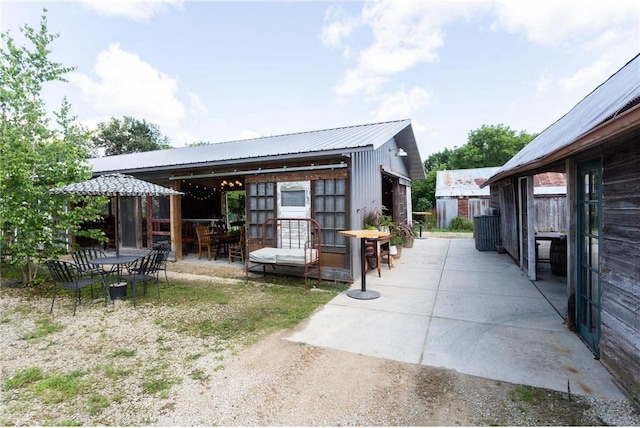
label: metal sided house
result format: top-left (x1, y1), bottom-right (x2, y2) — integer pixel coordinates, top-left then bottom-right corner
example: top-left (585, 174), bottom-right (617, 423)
top-left (88, 119), bottom-right (425, 283)
top-left (482, 54), bottom-right (640, 400)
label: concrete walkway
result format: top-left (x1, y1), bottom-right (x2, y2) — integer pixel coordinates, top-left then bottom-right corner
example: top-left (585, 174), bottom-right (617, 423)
top-left (287, 236), bottom-right (625, 400)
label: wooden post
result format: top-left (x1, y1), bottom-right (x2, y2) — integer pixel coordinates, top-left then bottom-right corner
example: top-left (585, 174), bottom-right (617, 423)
top-left (171, 180), bottom-right (183, 261)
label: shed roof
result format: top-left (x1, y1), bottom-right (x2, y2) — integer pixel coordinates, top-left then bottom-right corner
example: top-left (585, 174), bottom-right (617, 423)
top-left (437, 169), bottom-right (567, 198)
top-left (484, 54), bottom-right (640, 186)
top-left (90, 119), bottom-right (425, 180)
top-left (435, 167), bottom-right (498, 197)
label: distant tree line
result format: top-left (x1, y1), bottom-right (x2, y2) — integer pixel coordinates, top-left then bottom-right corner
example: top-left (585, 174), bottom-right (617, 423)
top-left (412, 124), bottom-right (537, 215)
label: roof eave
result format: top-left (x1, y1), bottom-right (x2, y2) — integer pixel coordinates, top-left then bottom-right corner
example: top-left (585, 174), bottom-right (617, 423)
top-left (91, 146), bottom-right (372, 176)
top-left (482, 104), bottom-right (640, 187)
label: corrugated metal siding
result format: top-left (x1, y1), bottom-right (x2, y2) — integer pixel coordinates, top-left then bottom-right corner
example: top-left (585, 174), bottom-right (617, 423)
top-left (349, 149), bottom-right (384, 280)
top-left (437, 198), bottom-right (458, 229)
top-left (468, 198), bottom-right (490, 218)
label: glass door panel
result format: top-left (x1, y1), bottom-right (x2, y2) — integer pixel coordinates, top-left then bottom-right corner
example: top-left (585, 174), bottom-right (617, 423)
top-left (577, 160), bottom-right (602, 354)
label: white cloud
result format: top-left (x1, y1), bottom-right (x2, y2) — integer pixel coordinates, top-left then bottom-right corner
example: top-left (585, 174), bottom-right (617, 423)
top-left (373, 87), bottom-right (434, 121)
top-left (70, 43), bottom-right (185, 129)
top-left (320, 5), bottom-right (360, 59)
top-left (323, 1), bottom-right (478, 98)
top-left (558, 59), bottom-right (611, 92)
top-left (490, 0), bottom-right (640, 46)
top-left (237, 129), bottom-right (261, 140)
top-left (535, 69), bottom-right (553, 96)
top-left (188, 92), bottom-right (207, 116)
top-left (334, 70), bottom-right (389, 98)
top-left (172, 130), bottom-right (200, 147)
top-left (79, 0), bottom-right (183, 21)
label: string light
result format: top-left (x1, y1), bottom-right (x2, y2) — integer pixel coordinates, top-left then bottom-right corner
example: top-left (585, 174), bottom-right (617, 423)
top-left (180, 179), bottom-right (244, 199)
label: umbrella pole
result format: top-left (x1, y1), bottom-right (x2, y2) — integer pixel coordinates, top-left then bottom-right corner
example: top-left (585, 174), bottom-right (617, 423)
top-left (116, 196), bottom-right (120, 257)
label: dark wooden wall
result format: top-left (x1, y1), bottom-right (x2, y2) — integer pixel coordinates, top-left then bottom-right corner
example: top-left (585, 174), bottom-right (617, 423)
top-left (520, 178), bottom-right (530, 277)
top-left (600, 136), bottom-right (640, 400)
top-left (497, 178), bottom-right (519, 261)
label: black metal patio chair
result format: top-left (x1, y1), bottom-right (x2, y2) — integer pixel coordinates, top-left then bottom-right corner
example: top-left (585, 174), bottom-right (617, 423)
top-left (71, 248), bottom-right (110, 279)
top-left (119, 251), bottom-right (163, 307)
top-left (152, 243), bottom-right (171, 286)
top-left (46, 259), bottom-right (109, 316)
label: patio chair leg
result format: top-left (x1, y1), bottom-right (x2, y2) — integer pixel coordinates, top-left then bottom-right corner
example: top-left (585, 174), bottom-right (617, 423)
top-left (50, 290), bottom-right (57, 314)
top-left (73, 289), bottom-right (80, 316)
top-left (130, 283), bottom-right (137, 308)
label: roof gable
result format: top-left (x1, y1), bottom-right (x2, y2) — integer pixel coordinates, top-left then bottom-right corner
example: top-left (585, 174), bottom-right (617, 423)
top-left (91, 119), bottom-right (422, 178)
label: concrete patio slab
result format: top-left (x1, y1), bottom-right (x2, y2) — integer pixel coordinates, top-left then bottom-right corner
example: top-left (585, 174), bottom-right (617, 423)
top-left (286, 236), bottom-right (627, 400)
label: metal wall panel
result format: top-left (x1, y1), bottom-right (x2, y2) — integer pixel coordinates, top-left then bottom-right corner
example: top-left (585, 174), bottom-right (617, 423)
top-left (468, 198), bottom-right (491, 218)
top-left (436, 198), bottom-right (458, 229)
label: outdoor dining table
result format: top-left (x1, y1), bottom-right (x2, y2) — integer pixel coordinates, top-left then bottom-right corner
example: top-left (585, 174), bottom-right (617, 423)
top-left (89, 255), bottom-right (142, 301)
top-left (339, 229), bottom-right (391, 300)
top-left (209, 231), bottom-right (240, 260)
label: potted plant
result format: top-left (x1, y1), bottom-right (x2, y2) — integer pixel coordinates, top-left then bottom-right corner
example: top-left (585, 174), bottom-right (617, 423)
top-left (379, 214), bottom-right (394, 233)
top-left (359, 205), bottom-right (385, 230)
top-left (398, 223), bottom-right (415, 248)
top-left (390, 229), bottom-right (405, 259)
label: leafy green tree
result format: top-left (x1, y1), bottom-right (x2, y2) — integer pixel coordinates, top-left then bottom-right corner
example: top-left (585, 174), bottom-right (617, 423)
top-left (187, 140), bottom-right (210, 147)
top-left (226, 190), bottom-right (245, 222)
top-left (423, 147), bottom-right (454, 172)
top-left (450, 124), bottom-right (535, 169)
top-left (411, 164), bottom-right (446, 215)
top-left (1, 12), bottom-right (106, 285)
top-left (92, 116), bottom-right (171, 156)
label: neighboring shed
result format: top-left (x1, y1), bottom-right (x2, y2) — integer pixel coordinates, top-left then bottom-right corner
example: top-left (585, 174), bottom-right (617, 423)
top-left (86, 119), bottom-right (425, 283)
top-left (483, 54), bottom-right (640, 400)
top-left (436, 168), bottom-right (566, 231)
top-left (435, 167), bottom-right (497, 228)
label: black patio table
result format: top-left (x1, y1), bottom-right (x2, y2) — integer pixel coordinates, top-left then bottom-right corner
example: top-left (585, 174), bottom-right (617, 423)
top-left (89, 255), bottom-right (142, 301)
top-left (209, 231), bottom-right (240, 260)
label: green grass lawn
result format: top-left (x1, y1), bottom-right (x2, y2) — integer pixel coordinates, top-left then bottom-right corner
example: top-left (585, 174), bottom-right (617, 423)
top-left (1, 271), bottom-right (348, 425)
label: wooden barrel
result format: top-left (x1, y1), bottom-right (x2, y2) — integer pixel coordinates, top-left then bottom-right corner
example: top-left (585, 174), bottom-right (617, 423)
top-left (550, 237), bottom-right (567, 277)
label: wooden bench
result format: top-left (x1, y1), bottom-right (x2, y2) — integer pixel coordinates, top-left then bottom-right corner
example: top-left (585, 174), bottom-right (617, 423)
top-left (246, 217), bottom-right (322, 281)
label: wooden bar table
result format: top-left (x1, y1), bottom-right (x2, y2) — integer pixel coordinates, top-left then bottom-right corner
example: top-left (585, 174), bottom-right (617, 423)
top-left (339, 229), bottom-right (390, 300)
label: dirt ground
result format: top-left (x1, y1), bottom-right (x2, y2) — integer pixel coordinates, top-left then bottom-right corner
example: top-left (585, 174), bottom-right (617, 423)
top-left (156, 327), bottom-right (636, 426)
top-left (160, 258), bottom-right (638, 426)
top-left (2, 256), bottom-right (638, 426)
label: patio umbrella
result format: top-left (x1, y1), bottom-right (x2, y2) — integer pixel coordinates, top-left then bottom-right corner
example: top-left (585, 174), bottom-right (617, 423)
top-left (50, 173), bottom-right (183, 257)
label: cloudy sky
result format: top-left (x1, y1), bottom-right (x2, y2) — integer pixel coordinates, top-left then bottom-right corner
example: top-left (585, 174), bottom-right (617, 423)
top-left (2, 0), bottom-right (639, 158)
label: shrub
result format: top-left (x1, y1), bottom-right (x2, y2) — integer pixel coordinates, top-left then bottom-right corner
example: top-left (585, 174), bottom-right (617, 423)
top-left (449, 216), bottom-right (473, 231)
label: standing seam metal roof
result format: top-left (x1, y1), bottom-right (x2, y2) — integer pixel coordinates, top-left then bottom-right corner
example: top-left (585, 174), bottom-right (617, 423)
top-left (90, 119), bottom-right (414, 173)
top-left (490, 54), bottom-right (640, 181)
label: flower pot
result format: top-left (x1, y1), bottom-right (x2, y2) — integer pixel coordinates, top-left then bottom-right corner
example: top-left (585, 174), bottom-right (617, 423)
top-left (109, 282), bottom-right (127, 300)
top-left (392, 245), bottom-right (403, 259)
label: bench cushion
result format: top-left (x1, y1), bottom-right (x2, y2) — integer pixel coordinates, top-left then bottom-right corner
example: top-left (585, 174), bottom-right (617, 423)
top-left (250, 248), bottom-right (318, 266)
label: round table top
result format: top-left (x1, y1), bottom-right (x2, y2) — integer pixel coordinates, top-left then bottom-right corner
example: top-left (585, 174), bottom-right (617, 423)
top-left (89, 255), bottom-right (141, 265)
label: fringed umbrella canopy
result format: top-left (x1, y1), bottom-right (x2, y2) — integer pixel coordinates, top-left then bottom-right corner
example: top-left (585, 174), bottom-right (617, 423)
top-left (50, 173), bottom-right (183, 256)
top-left (49, 173), bottom-right (183, 197)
